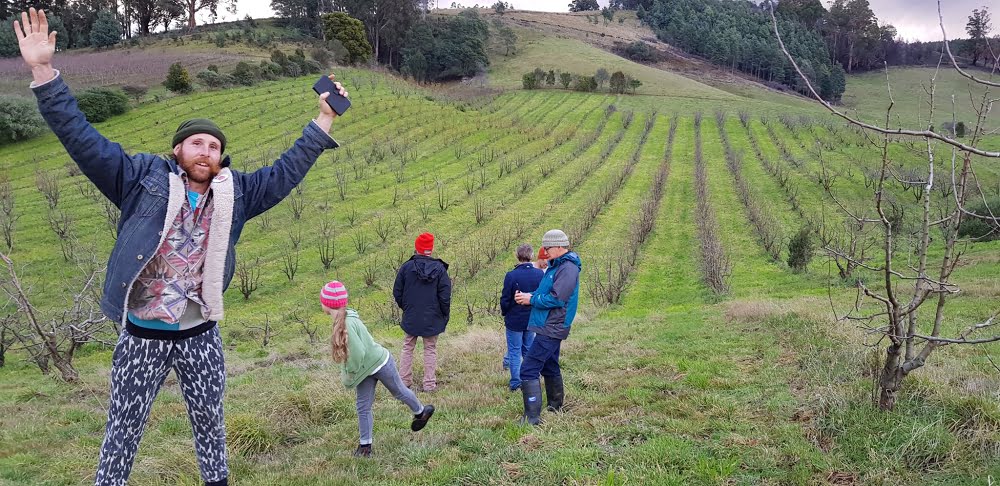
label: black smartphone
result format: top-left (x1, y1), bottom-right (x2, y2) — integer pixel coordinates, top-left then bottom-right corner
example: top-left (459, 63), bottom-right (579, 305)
top-left (312, 76), bottom-right (351, 116)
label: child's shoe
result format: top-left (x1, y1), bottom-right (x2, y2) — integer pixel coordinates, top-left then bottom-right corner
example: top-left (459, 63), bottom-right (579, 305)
top-left (353, 444), bottom-right (372, 458)
top-left (411, 405), bottom-right (435, 431)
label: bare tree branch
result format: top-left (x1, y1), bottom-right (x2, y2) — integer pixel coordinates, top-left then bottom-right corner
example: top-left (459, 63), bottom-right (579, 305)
top-left (938, 0), bottom-right (1000, 88)
top-left (912, 312), bottom-right (999, 345)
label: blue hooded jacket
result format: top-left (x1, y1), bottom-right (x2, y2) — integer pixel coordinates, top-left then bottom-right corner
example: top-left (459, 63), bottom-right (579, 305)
top-left (527, 252), bottom-right (582, 340)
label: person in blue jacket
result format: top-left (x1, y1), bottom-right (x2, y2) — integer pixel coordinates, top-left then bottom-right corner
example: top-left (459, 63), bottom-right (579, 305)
top-left (514, 229), bottom-right (582, 425)
top-left (14, 9), bottom-right (346, 485)
top-left (499, 243), bottom-right (544, 391)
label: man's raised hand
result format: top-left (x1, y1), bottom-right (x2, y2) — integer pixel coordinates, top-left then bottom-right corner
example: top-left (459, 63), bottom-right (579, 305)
top-left (315, 73), bottom-right (348, 134)
top-left (14, 8), bottom-right (57, 83)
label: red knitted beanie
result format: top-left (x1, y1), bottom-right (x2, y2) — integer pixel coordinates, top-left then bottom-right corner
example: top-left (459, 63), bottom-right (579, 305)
top-left (415, 232), bottom-right (434, 256)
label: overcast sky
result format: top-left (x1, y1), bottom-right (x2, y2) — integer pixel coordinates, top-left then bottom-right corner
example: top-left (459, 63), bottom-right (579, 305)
top-left (867, 0), bottom-right (986, 42)
top-left (226, 0), bottom-right (986, 42)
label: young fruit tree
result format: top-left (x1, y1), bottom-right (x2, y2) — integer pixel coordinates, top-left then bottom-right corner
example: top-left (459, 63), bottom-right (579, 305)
top-left (769, 0), bottom-right (1000, 410)
top-left (1, 252), bottom-right (112, 382)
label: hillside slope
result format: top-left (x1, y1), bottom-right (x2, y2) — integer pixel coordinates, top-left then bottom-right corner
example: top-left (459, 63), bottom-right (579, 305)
top-left (1, 73), bottom-right (997, 484)
top-left (0, 12), bottom-right (998, 486)
top-left (457, 8), bottom-right (821, 111)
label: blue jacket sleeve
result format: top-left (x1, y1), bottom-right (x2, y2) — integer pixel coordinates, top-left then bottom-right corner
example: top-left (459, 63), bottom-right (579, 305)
top-left (499, 272), bottom-right (513, 316)
top-left (32, 73), bottom-right (142, 207)
top-left (238, 121), bottom-right (339, 219)
top-left (531, 264), bottom-right (580, 310)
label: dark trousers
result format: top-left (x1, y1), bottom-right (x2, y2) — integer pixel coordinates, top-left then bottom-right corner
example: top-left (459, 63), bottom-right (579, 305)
top-left (519, 333), bottom-right (562, 382)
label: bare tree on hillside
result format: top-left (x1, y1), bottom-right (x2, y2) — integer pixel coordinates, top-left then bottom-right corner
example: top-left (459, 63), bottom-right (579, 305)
top-left (0, 251), bottom-right (111, 382)
top-left (768, 0), bottom-right (1000, 411)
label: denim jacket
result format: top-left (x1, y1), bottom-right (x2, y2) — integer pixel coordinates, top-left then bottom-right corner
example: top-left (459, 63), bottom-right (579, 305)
top-left (32, 73), bottom-right (339, 324)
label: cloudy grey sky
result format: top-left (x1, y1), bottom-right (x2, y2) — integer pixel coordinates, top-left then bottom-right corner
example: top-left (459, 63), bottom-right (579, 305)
top-left (866, 0), bottom-right (986, 42)
top-left (227, 0), bottom-right (985, 42)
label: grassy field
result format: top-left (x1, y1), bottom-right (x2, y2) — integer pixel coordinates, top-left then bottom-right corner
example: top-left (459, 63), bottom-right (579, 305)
top-left (1, 21), bottom-right (1000, 486)
top-left (486, 26), bottom-right (734, 100)
top-left (841, 66), bottom-right (1000, 133)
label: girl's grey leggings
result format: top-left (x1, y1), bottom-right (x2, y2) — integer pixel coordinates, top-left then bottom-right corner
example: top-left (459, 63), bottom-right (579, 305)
top-left (356, 354), bottom-right (424, 445)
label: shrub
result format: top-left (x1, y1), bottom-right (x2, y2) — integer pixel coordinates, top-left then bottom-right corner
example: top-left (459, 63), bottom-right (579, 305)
top-left (255, 32), bottom-right (274, 49)
top-left (559, 72), bottom-right (572, 88)
top-left (610, 70), bottom-right (627, 93)
top-left (120, 85), bottom-right (147, 103)
top-left (310, 47), bottom-right (337, 67)
top-left (624, 40), bottom-right (656, 62)
top-left (957, 198), bottom-right (1000, 241)
top-left (163, 62), bottom-right (193, 93)
top-left (282, 61), bottom-right (302, 78)
top-left (259, 60), bottom-right (283, 80)
top-left (232, 61), bottom-right (261, 86)
top-left (0, 96), bottom-right (45, 144)
top-left (302, 59), bottom-right (322, 75)
top-left (522, 72), bottom-right (538, 90)
top-left (270, 49), bottom-right (288, 67)
top-left (532, 67), bottom-right (546, 83)
top-left (574, 75), bottom-right (597, 92)
top-left (787, 226), bottom-right (815, 272)
top-left (76, 87), bottom-right (130, 123)
top-left (326, 39), bottom-right (351, 65)
top-left (628, 77), bottom-right (643, 94)
top-left (196, 70), bottom-right (233, 88)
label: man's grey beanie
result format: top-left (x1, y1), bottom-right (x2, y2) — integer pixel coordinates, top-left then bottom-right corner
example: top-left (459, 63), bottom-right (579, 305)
top-left (542, 229), bottom-right (570, 247)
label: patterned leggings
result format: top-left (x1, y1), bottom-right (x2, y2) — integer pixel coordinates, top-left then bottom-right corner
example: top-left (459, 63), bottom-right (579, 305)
top-left (95, 326), bottom-right (227, 486)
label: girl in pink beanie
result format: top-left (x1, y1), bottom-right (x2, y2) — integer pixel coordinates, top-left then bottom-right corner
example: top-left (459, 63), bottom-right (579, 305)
top-left (321, 281), bottom-right (435, 457)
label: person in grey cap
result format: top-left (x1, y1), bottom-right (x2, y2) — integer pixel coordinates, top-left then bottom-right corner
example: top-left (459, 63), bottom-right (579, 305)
top-left (13, 8), bottom-right (347, 485)
top-left (514, 229), bottom-right (582, 425)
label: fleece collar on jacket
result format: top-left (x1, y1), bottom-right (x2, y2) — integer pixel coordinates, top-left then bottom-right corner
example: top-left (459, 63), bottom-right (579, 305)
top-left (135, 165), bottom-right (234, 323)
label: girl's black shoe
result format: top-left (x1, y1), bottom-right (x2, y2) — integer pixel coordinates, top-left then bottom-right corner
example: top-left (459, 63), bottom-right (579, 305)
top-left (353, 444), bottom-right (372, 458)
top-left (411, 405), bottom-right (435, 431)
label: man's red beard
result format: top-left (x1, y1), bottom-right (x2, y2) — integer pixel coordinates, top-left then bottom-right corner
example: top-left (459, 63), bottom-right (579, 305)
top-left (178, 154), bottom-right (220, 183)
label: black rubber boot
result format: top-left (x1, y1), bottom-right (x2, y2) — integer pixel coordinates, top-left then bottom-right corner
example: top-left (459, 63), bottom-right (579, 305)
top-left (520, 379), bottom-right (543, 426)
top-left (544, 375), bottom-right (564, 412)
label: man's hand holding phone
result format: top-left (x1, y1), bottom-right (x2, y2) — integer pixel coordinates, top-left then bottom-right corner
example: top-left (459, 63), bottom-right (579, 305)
top-left (313, 74), bottom-right (349, 134)
top-left (514, 291), bottom-right (533, 306)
